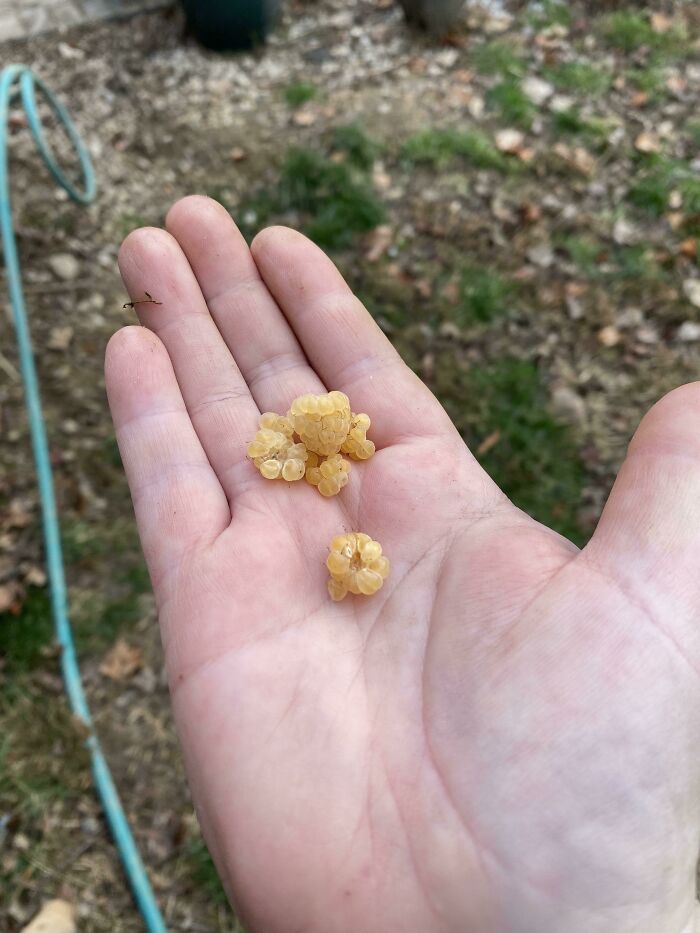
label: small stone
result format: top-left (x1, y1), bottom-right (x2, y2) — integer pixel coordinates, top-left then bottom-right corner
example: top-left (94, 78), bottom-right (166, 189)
top-left (230, 146), bottom-right (247, 161)
top-left (47, 253), bottom-right (80, 281)
top-left (683, 280), bottom-right (700, 309)
top-left (677, 321), bottom-right (700, 342)
top-left (47, 326), bottom-right (74, 351)
top-left (522, 76), bottom-right (554, 106)
top-left (549, 94), bottom-right (574, 113)
top-left (551, 386), bottom-right (586, 425)
top-left (597, 325), bottom-right (621, 347)
top-left (613, 218), bottom-right (639, 246)
top-left (495, 128), bottom-right (524, 154)
top-left (527, 243), bottom-right (554, 268)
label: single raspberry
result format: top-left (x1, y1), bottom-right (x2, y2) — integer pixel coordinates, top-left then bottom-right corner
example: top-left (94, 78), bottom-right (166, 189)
top-left (289, 391), bottom-right (352, 456)
top-left (326, 532), bottom-right (390, 601)
top-left (305, 453), bottom-right (350, 497)
top-left (341, 412), bottom-right (375, 461)
top-left (247, 417), bottom-right (308, 482)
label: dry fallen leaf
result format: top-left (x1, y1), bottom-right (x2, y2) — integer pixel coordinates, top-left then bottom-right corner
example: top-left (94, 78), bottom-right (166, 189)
top-left (650, 12), bottom-right (674, 33)
top-left (477, 431), bottom-right (501, 456)
top-left (634, 130), bottom-right (661, 154)
top-left (21, 899), bottom-right (76, 933)
top-left (679, 238), bottom-right (698, 260)
top-left (630, 90), bottom-right (649, 108)
top-left (0, 583), bottom-right (16, 613)
top-left (292, 109), bottom-right (316, 127)
top-left (99, 639), bottom-right (142, 681)
top-left (553, 142), bottom-right (596, 177)
top-left (230, 146), bottom-right (247, 162)
top-left (365, 226), bottom-right (393, 263)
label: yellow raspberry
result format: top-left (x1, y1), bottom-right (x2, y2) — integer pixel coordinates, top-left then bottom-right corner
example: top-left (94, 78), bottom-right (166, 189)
top-left (311, 454), bottom-right (350, 497)
top-left (326, 532), bottom-right (390, 601)
top-left (247, 415), bottom-right (308, 482)
top-left (289, 391), bottom-right (352, 456)
top-left (341, 412), bottom-right (375, 461)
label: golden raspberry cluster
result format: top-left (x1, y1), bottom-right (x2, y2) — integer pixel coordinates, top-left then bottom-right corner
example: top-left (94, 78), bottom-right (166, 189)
top-left (247, 391), bottom-right (374, 496)
top-left (326, 533), bottom-right (390, 601)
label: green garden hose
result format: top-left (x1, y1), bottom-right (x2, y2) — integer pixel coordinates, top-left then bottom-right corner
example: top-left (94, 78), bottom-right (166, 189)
top-left (0, 64), bottom-right (167, 933)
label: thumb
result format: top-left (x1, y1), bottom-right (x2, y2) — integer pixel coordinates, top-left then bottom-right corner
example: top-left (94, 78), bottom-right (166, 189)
top-left (585, 382), bottom-right (700, 666)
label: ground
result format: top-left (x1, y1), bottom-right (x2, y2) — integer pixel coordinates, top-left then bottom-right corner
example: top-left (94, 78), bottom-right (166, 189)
top-left (1, 0), bottom-right (699, 929)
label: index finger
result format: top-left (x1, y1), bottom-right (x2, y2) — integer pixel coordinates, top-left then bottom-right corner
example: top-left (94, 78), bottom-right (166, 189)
top-left (250, 226), bottom-right (455, 448)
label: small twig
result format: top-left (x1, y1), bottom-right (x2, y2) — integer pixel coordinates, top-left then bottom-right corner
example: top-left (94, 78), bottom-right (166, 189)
top-left (123, 291), bottom-right (163, 310)
top-left (0, 349), bottom-right (19, 382)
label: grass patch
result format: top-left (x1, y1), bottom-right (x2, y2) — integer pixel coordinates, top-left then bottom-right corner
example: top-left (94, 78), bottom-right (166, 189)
top-left (624, 64), bottom-right (667, 101)
top-left (487, 80), bottom-right (535, 129)
top-left (0, 683), bottom-right (89, 822)
top-left (628, 157), bottom-right (700, 216)
top-left (528, 0), bottom-right (571, 29)
top-left (331, 124), bottom-right (380, 170)
top-left (472, 40), bottom-right (525, 77)
top-left (687, 120), bottom-right (700, 147)
top-left (456, 266), bottom-right (515, 325)
top-left (184, 837), bottom-right (229, 907)
top-left (602, 11), bottom-right (688, 55)
top-left (284, 81), bottom-right (317, 107)
top-left (462, 359), bottom-right (585, 543)
top-left (551, 108), bottom-right (608, 144)
top-left (402, 128), bottom-right (508, 171)
top-left (0, 588), bottom-right (54, 675)
top-left (280, 148), bottom-right (383, 248)
top-left (544, 61), bottom-right (611, 97)
top-left (560, 234), bottom-right (603, 276)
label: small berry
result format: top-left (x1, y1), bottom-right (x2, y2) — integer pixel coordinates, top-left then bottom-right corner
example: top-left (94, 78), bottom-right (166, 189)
top-left (247, 416), bottom-right (309, 482)
top-left (326, 532), bottom-right (390, 601)
top-left (341, 412), bottom-right (375, 461)
top-left (289, 391), bottom-right (352, 456)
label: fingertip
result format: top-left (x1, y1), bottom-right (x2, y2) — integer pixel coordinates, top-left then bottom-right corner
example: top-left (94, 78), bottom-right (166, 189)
top-left (118, 225), bottom-right (177, 276)
top-left (166, 194), bottom-right (230, 236)
top-left (105, 326), bottom-right (170, 400)
top-left (629, 381), bottom-right (700, 460)
top-left (250, 225), bottom-right (308, 263)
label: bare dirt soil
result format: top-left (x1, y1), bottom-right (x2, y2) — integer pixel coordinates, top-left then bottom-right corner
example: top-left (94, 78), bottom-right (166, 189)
top-left (1, 0), bottom-right (699, 928)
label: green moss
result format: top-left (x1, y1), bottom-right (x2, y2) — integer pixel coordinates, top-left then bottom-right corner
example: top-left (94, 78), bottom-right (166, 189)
top-left (487, 80), bottom-right (535, 129)
top-left (472, 40), bottom-right (525, 77)
top-left (284, 81), bottom-right (317, 107)
top-left (402, 128), bottom-right (508, 171)
top-left (544, 61), bottom-right (611, 97)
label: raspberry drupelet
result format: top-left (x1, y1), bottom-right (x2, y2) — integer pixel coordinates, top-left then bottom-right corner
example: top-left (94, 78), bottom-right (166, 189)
top-left (326, 533), bottom-right (390, 601)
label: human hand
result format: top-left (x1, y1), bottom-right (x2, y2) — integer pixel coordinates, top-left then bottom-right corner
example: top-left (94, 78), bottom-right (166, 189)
top-left (106, 196), bottom-right (700, 933)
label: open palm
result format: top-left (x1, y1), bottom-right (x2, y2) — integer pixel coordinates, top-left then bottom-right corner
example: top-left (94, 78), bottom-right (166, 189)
top-left (106, 197), bottom-right (700, 933)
